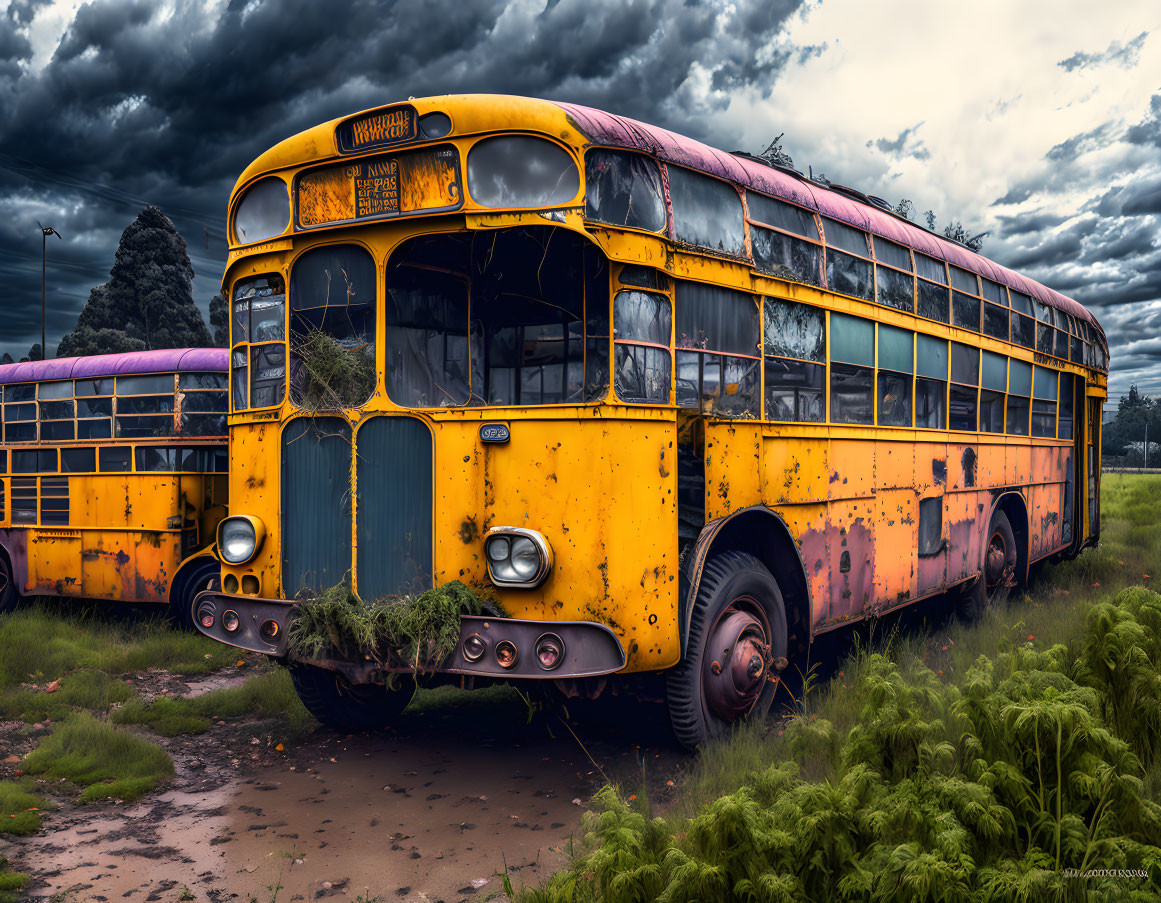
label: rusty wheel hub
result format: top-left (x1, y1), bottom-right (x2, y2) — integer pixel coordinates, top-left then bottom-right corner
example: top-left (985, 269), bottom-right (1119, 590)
top-left (703, 602), bottom-right (771, 722)
top-left (984, 529), bottom-right (1011, 597)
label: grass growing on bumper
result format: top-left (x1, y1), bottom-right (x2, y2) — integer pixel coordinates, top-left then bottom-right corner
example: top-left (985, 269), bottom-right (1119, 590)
top-left (20, 713), bottom-right (174, 803)
top-left (287, 579), bottom-right (502, 672)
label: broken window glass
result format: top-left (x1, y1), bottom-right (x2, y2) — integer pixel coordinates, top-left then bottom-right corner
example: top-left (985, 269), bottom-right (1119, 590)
top-left (830, 363), bottom-right (873, 424)
top-left (1036, 323), bottom-right (1054, 355)
top-left (763, 298), bottom-right (824, 362)
top-left (751, 227), bottom-right (822, 285)
top-left (382, 228), bottom-right (609, 407)
top-left (249, 344), bottom-right (286, 410)
top-left (232, 274), bottom-right (286, 411)
top-left (585, 150), bottom-right (666, 233)
top-left (949, 384), bottom-right (978, 431)
top-left (918, 497), bottom-right (943, 556)
top-left (878, 370), bottom-right (911, 427)
top-left (1059, 373), bottom-right (1074, 439)
top-left (290, 245), bottom-right (377, 409)
top-left (467, 136), bottom-right (580, 209)
top-left (916, 379), bottom-right (946, 429)
top-left (983, 303), bottom-right (1008, 341)
top-left (980, 390), bottom-right (1005, 432)
top-left (1070, 334), bottom-right (1083, 363)
top-left (1012, 314), bottom-right (1035, 348)
top-left (826, 250), bottom-right (873, 301)
top-left (765, 358), bottom-right (824, 422)
top-left (667, 166), bottom-right (745, 256)
top-left (675, 281), bottom-right (758, 416)
top-left (747, 194), bottom-right (818, 238)
top-left (385, 266), bottom-right (471, 407)
top-left (917, 281), bottom-right (949, 322)
top-left (952, 291), bottom-right (980, 331)
top-left (614, 291), bottom-right (671, 404)
top-left (876, 265), bottom-right (914, 312)
top-left (618, 265), bottom-right (669, 290)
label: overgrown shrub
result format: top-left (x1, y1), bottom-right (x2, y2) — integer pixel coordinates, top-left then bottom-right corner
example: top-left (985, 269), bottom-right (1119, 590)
top-left (525, 596), bottom-right (1161, 902)
top-left (287, 579), bottom-right (503, 673)
top-left (290, 329), bottom-right (375, 410)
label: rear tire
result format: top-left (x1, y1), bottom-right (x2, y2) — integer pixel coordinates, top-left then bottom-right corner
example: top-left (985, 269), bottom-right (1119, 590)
top-left (958, 510), bottom-right (1017, 620)
top-left (169, 559), bottom-right (220, 631)
top-left (0, 554), bottom-right (19, 615)
top-left (667, 550), bottom-right (787, 751)
top-left (289, 663), bottom-right (414, 732)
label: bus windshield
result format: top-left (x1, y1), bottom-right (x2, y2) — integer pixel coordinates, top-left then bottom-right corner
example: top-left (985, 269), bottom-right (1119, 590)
top-left (384, 227), bottom-right (609, 408)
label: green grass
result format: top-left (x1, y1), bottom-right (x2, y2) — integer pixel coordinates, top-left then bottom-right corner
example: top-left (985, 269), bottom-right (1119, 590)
top-left (113, 667), bottom-right (315, 739)
top-left (0, 668), bottom-right (134, 723)
top-left (0, 780), bottom-right (51, 836)
top-left (20, 712), bottom-right (174, 803)
top-left (0, 601), bottom-right (238, 692)
top-left (0, 856), bottom-right (28, 903)
top-left (524, 474), bottom-right (1161, 901)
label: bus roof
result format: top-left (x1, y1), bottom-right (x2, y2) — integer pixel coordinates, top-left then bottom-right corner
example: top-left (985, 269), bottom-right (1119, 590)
top-left (0, 348), bottom-right (227, 386)
top-left (234, 93), bottom-right (1105, 345)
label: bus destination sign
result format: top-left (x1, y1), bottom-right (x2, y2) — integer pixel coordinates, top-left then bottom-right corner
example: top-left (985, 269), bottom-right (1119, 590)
top-left (355, 159), bottom-right (399, 218)
top-left (337, 106), bottom-right (417, 153)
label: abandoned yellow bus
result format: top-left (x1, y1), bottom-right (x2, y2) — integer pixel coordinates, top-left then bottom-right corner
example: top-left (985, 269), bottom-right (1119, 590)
top-left (0, 349), bottom-right (228, 624)
top-left (194, 94), bottom-right (1109, 748)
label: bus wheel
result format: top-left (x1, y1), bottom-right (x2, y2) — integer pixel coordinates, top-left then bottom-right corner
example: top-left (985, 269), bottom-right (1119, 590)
top-left (959, 510), bottom-right (1017, 620)
top-left (0, 555), bottom-right (18, 614)
top-left (169, 560), bottom-right (220, 631)
top-left (289, 663), bottom-right (414, 732)
top-left (667, 550), bottom-right (787, 751)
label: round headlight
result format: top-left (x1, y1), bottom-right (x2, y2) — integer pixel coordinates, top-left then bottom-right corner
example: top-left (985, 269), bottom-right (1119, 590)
top-left (219, 517), bottom-right (258, 564)
top-left (510, 537), bottom-right (540, 579)
top-left (486, 536), bottom-right (510, 563)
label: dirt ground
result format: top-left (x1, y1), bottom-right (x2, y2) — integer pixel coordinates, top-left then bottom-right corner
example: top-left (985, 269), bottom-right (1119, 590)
top-left (1, 673), bottom-right (685, 903)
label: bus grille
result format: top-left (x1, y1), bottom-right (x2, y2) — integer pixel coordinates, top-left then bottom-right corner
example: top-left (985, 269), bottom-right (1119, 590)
top-left (281, 417), bottom-right (352, 597)
top-left (355, 416), bottom-right (433, 599)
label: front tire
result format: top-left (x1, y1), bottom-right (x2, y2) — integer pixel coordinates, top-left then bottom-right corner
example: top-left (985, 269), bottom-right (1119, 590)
top-left (289, 663), bottom-right (414, 732)
top-left (168, 559), bottom-right (220, 631)
top-left (958, 510), bottom-right (1017, 620)
top-left (667, 550), bottom-right (787, 751)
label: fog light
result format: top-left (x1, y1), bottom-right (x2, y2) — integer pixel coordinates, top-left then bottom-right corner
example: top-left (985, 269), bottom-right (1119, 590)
top-left (222, 610), bottom-right (241, 633)
top-left (259, 619), bottom-right (280, 641)
top-left (534, 633), bottom-right (565, 671)
top-left (462, 633), bottom-right (487, 663)
top-left (197, 603), bottom-right (216, 629)
top-left (495, 639), bottom-right (518, 669)
top-left (223, 573), bottom-right (239, 594)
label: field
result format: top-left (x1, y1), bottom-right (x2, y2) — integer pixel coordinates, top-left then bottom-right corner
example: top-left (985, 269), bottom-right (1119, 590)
top-left (1, 475), bottom-right (1159, 901)
top-left (518, 474), bottom-right (1161, 902)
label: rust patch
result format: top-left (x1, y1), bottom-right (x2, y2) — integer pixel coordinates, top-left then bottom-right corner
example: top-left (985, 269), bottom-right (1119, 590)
top-left (961, 448), bottom-right (977, 487)
top-left (458, 517), bottom-right (479, 545)
top-left (659, 448), bottom-right (670, 479)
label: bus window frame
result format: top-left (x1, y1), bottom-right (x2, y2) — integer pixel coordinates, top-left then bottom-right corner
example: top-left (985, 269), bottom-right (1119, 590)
top-left (230, 271), bottom-right (289, 413)
top-left (744, 192), bottom-right (824, 288)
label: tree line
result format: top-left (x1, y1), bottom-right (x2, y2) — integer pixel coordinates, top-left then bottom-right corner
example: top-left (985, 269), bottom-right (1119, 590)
top-left (1103, 386), bottom-right (1161, 466)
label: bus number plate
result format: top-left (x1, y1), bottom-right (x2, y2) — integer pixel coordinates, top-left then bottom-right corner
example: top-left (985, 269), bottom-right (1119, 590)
top-left (480, 423), bottom-right (510, 444)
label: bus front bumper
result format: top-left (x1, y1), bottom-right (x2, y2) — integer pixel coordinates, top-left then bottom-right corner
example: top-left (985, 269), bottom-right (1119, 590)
top-left (190, 591), bottom-right (627, 681)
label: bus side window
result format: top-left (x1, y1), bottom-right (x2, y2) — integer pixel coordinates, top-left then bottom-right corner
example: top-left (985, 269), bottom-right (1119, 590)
top-left (1032, 366), bottom-right (1058, 437)
top-left (584, 150), bottom-right (666, 234)
top-left (949, 343), bottom-right (979, 431)
top-left (763, 297), bottom-right (824, 423)
top-left (748, 194), bottom-right (822, 288)
top-left (675, 282), bottom-right (758, 418)
top-left (980, 351), bottom-right (1007, 433)
top-left (822, 219), bottom-right (873, 303)
top-left (915, 254), bottom-right (949, 324)
top-left (1058, 373), bottom-right (1074, 440)
top-left (877, 324), bottom-right (912, 427)
top-left (290, 246), bottom-right (376, 409)
top-left (614, 291), bottom-right (671, 404)
top-left (829, 312), bottom-right (873, 425)
top-left (116, 374), bottom-right (176, 438)
top-left (873, 237), bottom-right (914, 313)
top-left (916, 335), bottom-right (947, 429)
top-left (667, 166), bottom-right (746, 257)
top-left (1006, 359), bottom-right (1032, 436)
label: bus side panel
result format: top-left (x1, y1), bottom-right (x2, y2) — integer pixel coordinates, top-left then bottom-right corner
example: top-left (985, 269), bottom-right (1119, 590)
top-left (873, 441), bottom-right (918, 612)
top-left (433, 416), bottom-right (680, 673)
top-left (1029, 445), bottom-right (1069, 558)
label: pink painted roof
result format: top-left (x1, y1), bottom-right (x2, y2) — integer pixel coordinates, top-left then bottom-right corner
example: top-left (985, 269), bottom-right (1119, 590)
top-left (0, 348), bottom-right (227, 385)
top-left (557, 102), bottom-right (1106, 344)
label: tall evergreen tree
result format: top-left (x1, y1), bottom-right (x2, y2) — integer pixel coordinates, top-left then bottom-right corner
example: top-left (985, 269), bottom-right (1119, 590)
top-left (208, 292), bottom-right (228, 346)
top-left (57, 206), bottom-right (211, 357)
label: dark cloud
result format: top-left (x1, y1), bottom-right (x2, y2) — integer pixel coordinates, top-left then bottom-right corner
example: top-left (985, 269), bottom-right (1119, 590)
top-left (1045, 122), bottom-right (1117, 161)
top-left (868, 123), bottom-right (930, 160)
top-left (1126, 93), bottom-right (1161, 147)
top-left (1057, 31), bottom-right (1148, 72)
top-left (0, 0), bottom-right (809, 359)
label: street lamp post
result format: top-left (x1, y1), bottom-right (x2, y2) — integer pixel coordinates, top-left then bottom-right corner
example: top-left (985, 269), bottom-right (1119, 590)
top-left (41, 226), bottom-right (61, 360)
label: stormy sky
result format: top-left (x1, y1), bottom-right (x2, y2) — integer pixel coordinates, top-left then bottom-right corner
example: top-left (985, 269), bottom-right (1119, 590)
top-left (0, 0), bottom-right (1158, 403)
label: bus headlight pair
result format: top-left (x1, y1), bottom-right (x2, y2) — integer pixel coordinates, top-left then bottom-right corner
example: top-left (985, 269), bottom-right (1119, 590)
top-left (218, 515), bottom-right (266, 565)
top-left (484, 528), bottom-right (552, 588)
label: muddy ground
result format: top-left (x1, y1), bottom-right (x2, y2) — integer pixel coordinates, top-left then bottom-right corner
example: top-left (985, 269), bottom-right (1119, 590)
top-left (0, 670), bottom-right (686, 903)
